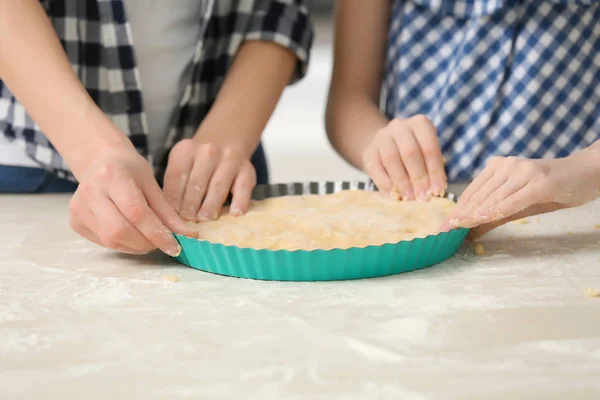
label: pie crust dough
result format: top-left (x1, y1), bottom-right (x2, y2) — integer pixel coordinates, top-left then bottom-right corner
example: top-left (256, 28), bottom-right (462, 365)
top-left (189, 190), bottom-right (456, 251)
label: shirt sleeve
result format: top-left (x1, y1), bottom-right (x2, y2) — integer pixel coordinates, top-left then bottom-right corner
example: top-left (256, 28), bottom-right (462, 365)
top-left (244, 0), bottom-right (314, 84)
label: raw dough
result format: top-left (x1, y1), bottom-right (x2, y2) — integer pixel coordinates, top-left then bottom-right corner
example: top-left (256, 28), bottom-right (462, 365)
top-left (473, 243), bottom-right (486, 256)
top-left (189, 190), bottom-right (456, 251)
top-left (512, 218), bottom-right (529, 225)
top-left (584, 288), bottom-right (600, 298)
top-left (163, 275), bottom-right (180, 283)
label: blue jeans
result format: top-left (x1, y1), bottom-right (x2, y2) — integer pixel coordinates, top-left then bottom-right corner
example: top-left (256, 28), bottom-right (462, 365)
top-left (0, 144), bottom-right (269, 194)
top-left (0, 165), bottom-right (78, 193)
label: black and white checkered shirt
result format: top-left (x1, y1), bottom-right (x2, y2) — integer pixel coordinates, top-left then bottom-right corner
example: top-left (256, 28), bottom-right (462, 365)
top-left (0, 0), bottom-right (313, 181)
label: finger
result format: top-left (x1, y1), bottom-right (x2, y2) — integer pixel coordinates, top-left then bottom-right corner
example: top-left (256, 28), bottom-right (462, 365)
top-left (480, 183), bottom-right (542, 224)
top-left (363, 145), bottom-right (393, 195)
top-left (454, 173), bottom-right (510, 225)
top-left (70, 192), bottom-right (145, 254)
top-left (178, 148), bottom-right (221, 221)
top-left (197, 156), bottom-right (239, 221)
top-left (109, 178), bottom-right (183, 257)
top-left (163, 141), bottom-right (196, 213)
top-left (467, 202), bottom-right (563, 240)
top-left (377, 134), bottom-right (414, 200)
top-left (392, 124), bottom-right (430, 201)
top-left (410, 115), bottom-right (447, 196)
top-left (92, 196), bottom-right (156, 253)
top-left (79, 225), bottom-right (143, 254)
top-left (229, 162), bottom-right (257, 216)
top-left (456, 158), bottom-right (500, 209)
top-left (69, 193), bottom-right (103, 246)
top-left (458, 184), bottom-right (535, 230)
top-left (144, 179), bottom-right (198, 238)
top-left (466, 178), bottom-right (529, 226)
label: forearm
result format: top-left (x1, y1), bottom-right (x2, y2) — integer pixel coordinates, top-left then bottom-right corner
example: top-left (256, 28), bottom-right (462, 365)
top-left (194, 41), bottom-right (296, 158)
top-left (0, 0), bottom-right (131, 177)
top-left (326, 92), bottom-right (388, 170)
top-left (325, 0), bottom-right (390, 171)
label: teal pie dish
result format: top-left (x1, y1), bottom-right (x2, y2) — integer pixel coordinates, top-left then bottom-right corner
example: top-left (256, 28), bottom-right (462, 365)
top-left (173, 181), bottom-right (469, 281)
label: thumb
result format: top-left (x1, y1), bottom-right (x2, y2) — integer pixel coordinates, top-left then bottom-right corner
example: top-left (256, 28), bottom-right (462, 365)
top-left (142, 179), bottom-right (198, 238)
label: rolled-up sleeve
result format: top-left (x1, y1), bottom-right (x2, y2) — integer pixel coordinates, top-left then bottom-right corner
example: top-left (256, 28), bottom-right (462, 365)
top-left (244, 0), bottom-right (314, 84)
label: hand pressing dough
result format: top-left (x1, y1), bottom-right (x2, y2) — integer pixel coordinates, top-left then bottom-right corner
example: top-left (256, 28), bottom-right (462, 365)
top-left (189, 190), bottom-right (456, 251)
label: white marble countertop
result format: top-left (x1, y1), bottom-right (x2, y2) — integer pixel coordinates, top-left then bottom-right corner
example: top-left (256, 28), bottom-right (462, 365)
top-left (1, 192), bottom-right (599, 400)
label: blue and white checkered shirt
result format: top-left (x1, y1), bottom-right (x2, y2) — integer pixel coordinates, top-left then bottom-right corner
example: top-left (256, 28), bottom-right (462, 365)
top-left (0, 0), bottom-right (312, 181)
top-left (385, 0), bottom-right (600, 182)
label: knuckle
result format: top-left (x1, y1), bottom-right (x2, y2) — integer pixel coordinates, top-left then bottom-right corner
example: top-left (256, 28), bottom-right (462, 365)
top-left (95, 164), bottom-right (115, 182)
top-left (380, 149), bottom-right (398, 164)
top-left (488, 156), bottom-right (503, 167)
top-left (198, 143), bottom-right (221, 160)
top-left (210, 180), bottom-right (230, 196)
top-left (99, 233), bottom-right (120, 249)
top-left (410, 114), bottom-right (433, 127)
top-left (402, 145), bottom-right (421, 160)
top-left (374, 128), bottom-right (389, 141)
top-left (413, 175), bottom-right (429, 187)
top-left (421, 146), bottom-right (438, 158)
top-left (123, 203), bottom-right (145, 225)
top-left (222, 146), bottom-right (242, 162)
top-left (506, 156), bottom-right (522, 166)
top-left (77, 182), bottom-right (94, 198)
top-left (388, 118), bottom-right (407, 132)
top-left (170, 139), bottom-right (195, 157)
top-left (105, 223), bottom-right (129, 244)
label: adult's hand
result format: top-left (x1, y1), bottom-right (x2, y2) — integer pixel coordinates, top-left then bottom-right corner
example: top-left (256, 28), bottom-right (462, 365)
top-left (362, 115), bottom-right (447, 201)
top-left (162, 139), bottom-right (256, 222)
top-left (444, 150), bottom-right (600, 239)
top-left (69, 146), bottom-right (197, 255)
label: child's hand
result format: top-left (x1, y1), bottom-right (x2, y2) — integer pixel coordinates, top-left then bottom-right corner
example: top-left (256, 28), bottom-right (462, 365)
top-left (163, 139), bottom-right (257, 222)
top-left (69, 146), bottom-right (195, 256)
top-left (444, 152), bottom-right (600, 238)
top-left (362, 115), bottom-right (447, 201)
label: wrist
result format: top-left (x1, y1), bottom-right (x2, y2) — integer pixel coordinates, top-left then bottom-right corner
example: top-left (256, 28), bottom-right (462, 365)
top-left (574, 144), bottom-right (600, 172)
top-left (193, 125), bottom-right (259, 160)
top-left (56, 107), bottom-right (135, 178)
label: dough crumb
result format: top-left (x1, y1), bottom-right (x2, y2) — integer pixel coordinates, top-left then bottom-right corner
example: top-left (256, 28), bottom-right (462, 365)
top-left (473, 243), bottom-right (486, 256)
top-left (584, 288), bottom-right (600, 298)
top-left (163, 275), bottom-right (180, 283)
top-left (512, 218), bottom-right (529, 225)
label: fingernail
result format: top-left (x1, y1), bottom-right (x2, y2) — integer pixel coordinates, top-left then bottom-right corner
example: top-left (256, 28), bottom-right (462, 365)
top-left (197, 211), bottom-right (217, 222)
top-left (417, 190), bottom-right (427, 201)
top-left (431, 183), bottom-right (441, 197)
top-left (387, 187), bottom-right (400, 200)
top-left (230, 206), bottom-right (242, 216)
top-left (403, 190), bottom-right (414, 201)
top-left (166, 243), bottom-right (182, 257)
top-left (180, 212), bottom-right (195, 222)
top-left (448, 218), bottom-right (460, 228)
